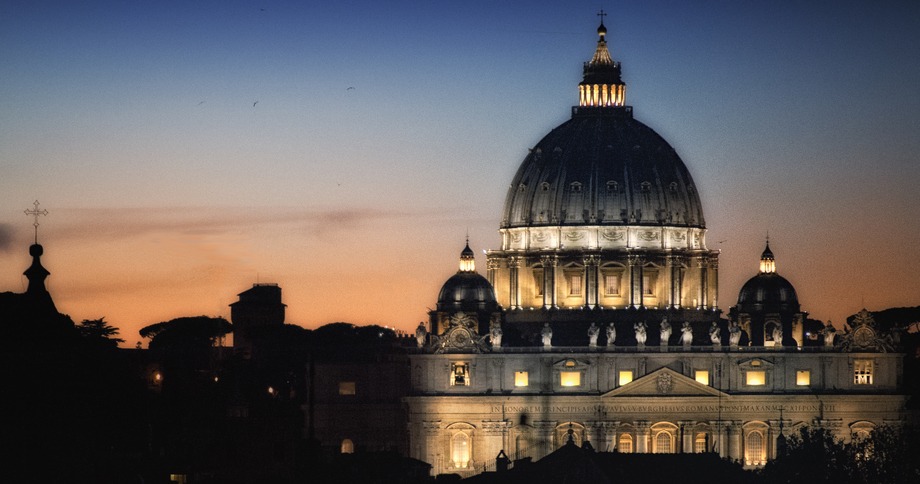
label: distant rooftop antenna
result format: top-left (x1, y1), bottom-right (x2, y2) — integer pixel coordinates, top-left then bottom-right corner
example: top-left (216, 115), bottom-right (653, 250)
top-left (24, 200), bottom-right (49, 244)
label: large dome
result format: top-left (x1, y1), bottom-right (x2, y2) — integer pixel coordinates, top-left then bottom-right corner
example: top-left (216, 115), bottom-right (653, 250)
top-left (501, 109), bottom-right (705, 229)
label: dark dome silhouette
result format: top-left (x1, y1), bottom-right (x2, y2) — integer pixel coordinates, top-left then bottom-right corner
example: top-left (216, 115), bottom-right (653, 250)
top-left (436, 271), bottom-right (498, 312)
top-left (436, 241), bottom-right (498, 312)
top-left (738, 273), bottom-right (799, 308)
top-left (736, 241), bottom-right (800, 312)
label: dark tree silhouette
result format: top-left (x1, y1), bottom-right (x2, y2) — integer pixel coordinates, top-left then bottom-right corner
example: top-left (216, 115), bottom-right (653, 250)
top-left (76, 317), bottom-right (124, 348)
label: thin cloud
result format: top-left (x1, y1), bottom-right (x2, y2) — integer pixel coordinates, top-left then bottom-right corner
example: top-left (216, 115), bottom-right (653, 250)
top-left (48, 206), bottom-right (423, 242)
top-left (0, 224), bottom-right (13, 252)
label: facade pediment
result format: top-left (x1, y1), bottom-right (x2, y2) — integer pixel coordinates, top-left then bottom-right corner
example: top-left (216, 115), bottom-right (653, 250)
top-left (601, 367), bottom-right (726, 398)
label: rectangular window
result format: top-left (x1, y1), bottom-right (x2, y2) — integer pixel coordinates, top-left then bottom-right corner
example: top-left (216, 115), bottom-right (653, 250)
top-left (338, 381), bottom-right (356, 395)
top-left (451, 362), bottom-right (470, 386)
top-left (695, 370), bottom-right (710, 386)
top-left (643, 272), bottom-right (657, 296)
top-left (746, 370), bottom-right (766, 386)
top-left (560, 371), bottom-right (581, 387)
top-left (796, 370), bottom-right (811, 386)
top-left (854, 360), bottom-right (873, 385)
top-left (619, 370), bottom-right (633, 385)
top-left (568, 273), bottom-right (583, 296)
top-left (514, 371), bottom-right (529, 387)
top-left (533, 271), bottom-right (544, 297)
top-left (604, 274), bottom-right (620, 296)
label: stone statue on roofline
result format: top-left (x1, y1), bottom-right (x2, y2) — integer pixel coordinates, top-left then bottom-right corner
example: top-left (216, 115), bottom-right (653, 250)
top-left (587, 322), bottom-right (600, 347)
top-left (822, 320), bottom-right (836, 348)
top-left (606, 323), bottom-right (616, 346)
top-left (729, 321), bottom-right (742, 347)
top-left (709, 321), bottom-right (721, 346)
top-left (680, 321), bottom-right (693, 346)
top-left (415, 322), bottom-right (427, 348)
top-left (634, 321), bottom-right (647, 347)
top-left (489, 319), bottom-right (503, 348)
top-left (541, 322), bottom-right (553, 348)
top-left (660, 318), bottom-right (672, 346)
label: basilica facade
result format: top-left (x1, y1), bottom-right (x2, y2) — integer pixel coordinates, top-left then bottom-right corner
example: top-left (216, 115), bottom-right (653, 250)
top-left (404, 19), bottom-right (907, 476)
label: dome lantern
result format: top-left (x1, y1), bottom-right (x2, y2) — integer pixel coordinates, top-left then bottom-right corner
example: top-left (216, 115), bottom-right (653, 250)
top-left (579, 10), bottom-right (626, 108)
top-left (759, 240), bottom-right (776, 274)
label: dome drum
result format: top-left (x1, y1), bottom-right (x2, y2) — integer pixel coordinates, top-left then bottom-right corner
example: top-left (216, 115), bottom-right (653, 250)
top-left (499, 226), bottom-right (708, 252)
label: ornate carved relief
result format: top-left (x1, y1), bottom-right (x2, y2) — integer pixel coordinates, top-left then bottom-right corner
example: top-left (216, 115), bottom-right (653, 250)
top-left (601, 229), bottom-right (625, 241)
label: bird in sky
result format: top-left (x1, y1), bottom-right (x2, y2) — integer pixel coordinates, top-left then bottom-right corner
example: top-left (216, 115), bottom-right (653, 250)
top-left (346, 86), bottom-right (355, 91)
top-left (252, 101), bottom-right (259, 107)
top-left (197, 101), bottom-right (205, 106)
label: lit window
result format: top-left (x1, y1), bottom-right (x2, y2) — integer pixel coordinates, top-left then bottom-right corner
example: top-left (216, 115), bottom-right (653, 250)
top-left (695, 370), bottom-right (710, 385)
top-left (338, 381), bottom-right (356, 395)
top-left (451, 362), bottom-right (470, 386)
top-left (451, 432), bottom-right (470, 468)
top-left (618, 434), bottom-right (633, 453)
top-left (604, 274), bottom-right (620, 296)
top-left (643, 273), bottom-right (657, 296)
top-left (568, 273), bottom-right (583, 296)
top-left (533, 271), bottom-right (544, 297)
top-left (745, 431), bottom-right (765, 466)
top-left (796, 370), bottom-right (811, 386)
top-left (514, 371), bottom-right (529, 387)
top-left (340, 439), bottom-right (354, 454)
top-left (694, 433), bottom-right (708, 453)
top-left (746, 371), bottom-right (766, 386)
top-left (560, 371), bottom-right (581, 387)
top-left (854, 360), bottom-right (873, 385)
top-left (619, 370), bottom-right (633, 385)
top-left (654, 432), bottom-right (672, 453)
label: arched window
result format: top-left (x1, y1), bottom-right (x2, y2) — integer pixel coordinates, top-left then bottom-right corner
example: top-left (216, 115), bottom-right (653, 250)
top-left (745, 431), bottom-right (765, 466)
top-left (654, 431), bottom-right (673, 453)
top-left (618, 434), bottom-right (633, 453)
top-left (694, 433), bottom-right (709, 453)
top-left (340, 439), bottom-right (354, 454)
top-left (451, 432), bottom-right (470, 468)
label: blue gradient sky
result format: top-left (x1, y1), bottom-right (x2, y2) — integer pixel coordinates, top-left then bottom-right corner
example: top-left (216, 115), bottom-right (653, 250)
top-left (2, 1), bottom-right (918, 346)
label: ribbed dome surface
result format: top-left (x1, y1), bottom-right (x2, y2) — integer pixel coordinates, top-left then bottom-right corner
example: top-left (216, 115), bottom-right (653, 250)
top-left (436, 272), bottom-right (498, 312)
top-left (501, 109), bottom-right (705, 229)
top-left (737, 273), bottom-right (799, 308)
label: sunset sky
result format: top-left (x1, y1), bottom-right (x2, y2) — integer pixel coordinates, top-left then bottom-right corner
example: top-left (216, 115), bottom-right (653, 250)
top-left (2, 1), bottom-right (918, 347)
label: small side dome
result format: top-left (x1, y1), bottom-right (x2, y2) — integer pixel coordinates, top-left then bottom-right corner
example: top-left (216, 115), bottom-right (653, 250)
top-left (436, 272), bottom-right (498, 312)
top-left (437, 240), bottom-right (498, 312)
top-left (737, 240), bottom-right (799, 311)
top-left (738, 273), bottom-right (799, 308)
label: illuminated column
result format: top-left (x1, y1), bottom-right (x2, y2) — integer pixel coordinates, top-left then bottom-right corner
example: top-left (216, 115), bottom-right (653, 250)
top-left (697, 257), bottom-right (708, 309)
top-left (422, 421), bottom-right (442, 475)
top-left (534, 421), bottom-right (556, 459)
top-left (509, 256), bottom-right (522, 310)
top-left (584, 254), bottom-right (599, 309)
top-left (709, 255), bottom-right (719, 310)
top-left (711, 421), bottom-right (729, 458)
top-left (767, 420), bottom-right (783, 461)
top-left (486, 257), bottom-right (500, 288)
top-left (728, 422), bottom-right (742, 461)
top-left (635, 421), bottom-right (650, 453)
top-left (628, 255), bottom-right (644, 309)
top-left (541, 255), bottom-right (558, 309)
top-left (668, 255), bottom-right (683, 309)
top-left (679, 421), bottom-right (693, 453)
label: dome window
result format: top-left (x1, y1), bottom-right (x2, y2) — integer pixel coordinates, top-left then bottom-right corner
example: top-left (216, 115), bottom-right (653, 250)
top-left (570, 182), bottom-right (582, 192)
top-left (641, 181), bottom-right (651, 193)
top-left (669, 182), bottom-right (678, 192)
top-left (518, 183), bottom-right (527, 192)
top-left (541, 182), bottom-right (551, 192)
top-left (606, 181), bottom-right (619, 192)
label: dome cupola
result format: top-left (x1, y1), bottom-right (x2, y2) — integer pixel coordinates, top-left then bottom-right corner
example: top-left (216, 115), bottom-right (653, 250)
top-left (738, 240), bottom-right (799, 310)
